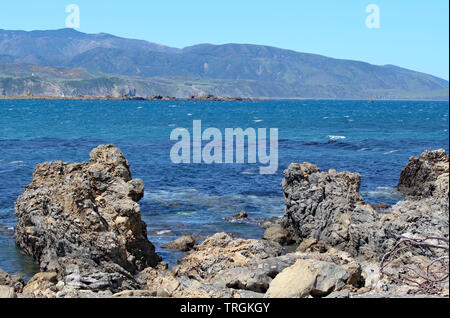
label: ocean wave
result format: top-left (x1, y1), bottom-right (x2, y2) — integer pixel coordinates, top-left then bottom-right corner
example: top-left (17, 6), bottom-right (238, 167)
top-left (9, 160), bottom-right (24, 165)
top-left (383, 150), bottom-right (399, 155)
top-left (328, 135), bottom-right (346, 141)
top-left (362, 187), bottom-right (403, 200)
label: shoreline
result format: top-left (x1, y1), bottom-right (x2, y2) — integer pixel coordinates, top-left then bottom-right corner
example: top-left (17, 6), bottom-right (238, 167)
top-left (0, 95), bottom-right (448, 102)
top-left (1, 146), bottom-right (447, 298)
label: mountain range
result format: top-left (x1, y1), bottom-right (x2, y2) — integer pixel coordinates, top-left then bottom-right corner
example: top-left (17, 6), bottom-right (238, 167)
top-left (0, 28), bottom-right (448, 99)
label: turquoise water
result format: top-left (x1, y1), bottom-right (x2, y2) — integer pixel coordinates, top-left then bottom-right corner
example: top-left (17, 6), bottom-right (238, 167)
top-left (0, 99), bottom-right (448, 277)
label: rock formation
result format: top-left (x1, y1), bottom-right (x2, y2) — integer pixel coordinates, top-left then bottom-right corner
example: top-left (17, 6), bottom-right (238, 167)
top-left (281, 150), bottom-right (449, 260)
top-left (14, 145), bottom-right (161, 293)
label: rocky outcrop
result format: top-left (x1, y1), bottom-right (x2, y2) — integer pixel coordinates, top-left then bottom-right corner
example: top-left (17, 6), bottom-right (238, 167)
top-left (398, 149), bottom-right (449, 199)
top-left (281, 150), bottom-right (449, 261)
top-left (281, 163), bottom-right (381, 259)
top-left (14, 145), bottom-right (161, 293)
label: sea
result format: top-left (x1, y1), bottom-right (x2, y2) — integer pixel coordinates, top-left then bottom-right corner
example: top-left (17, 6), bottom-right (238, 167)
top-left (0, 99), bottom-right (448, 278)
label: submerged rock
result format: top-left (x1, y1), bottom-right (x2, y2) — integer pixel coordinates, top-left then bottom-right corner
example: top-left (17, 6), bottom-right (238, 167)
top-left (14, 145), bottom-right (161, 293)
top-left (224, 210), bottom-right (248, 222)
top-left (161, 235), bottom-right (198, 252)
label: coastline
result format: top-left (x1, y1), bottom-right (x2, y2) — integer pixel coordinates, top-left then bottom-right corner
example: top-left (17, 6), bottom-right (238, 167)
top-left (1, 145), bottom-right (448, 299)
top-left (0, 94), bottom-right (259, 102)
top-left (0, 95), bottom-right (448, 102)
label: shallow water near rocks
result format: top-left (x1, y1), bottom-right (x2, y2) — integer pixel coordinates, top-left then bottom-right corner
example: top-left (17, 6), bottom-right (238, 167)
top-left (0, 99), bottom-right (448, 278)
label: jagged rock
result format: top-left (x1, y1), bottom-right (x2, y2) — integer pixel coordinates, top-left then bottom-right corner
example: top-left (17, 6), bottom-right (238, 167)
top-left (225, 210), bottom-right (248, 222)
top-left (14, 145), bottom-right (161, 293)
top-left (398, 149), bottom-right (449, 199)
top-left (281, 163), bottom-right (380, 258)
top-left (0, 268), bottom-right (25, 293)
top-left (161, 235), bottom-right (197, 252)
top-left (265, 259), bottom-right (351, 298)
top-left (0, 285), bottom-right (16, 298)
top-left (173, 232), bottom-right (283, 281)
top-left (281, 151), bottom-right (449, 260)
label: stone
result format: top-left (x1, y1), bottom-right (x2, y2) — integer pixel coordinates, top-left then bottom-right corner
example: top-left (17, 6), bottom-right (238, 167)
top-left (297, 238), bottom-right (328, 253)
top-left (0, 268), bottom-right (25, 293)
top-left (210, 254), bottom-right (297, 293)
top-left (22, 272), bottom-right (58, 298)
top-left (14, 145), bottom-right (161, 293)
top-left (262, 225), bottom-right (293, 245)
top-left (0, 285), bottom-right (16, 298)
top-left (161, 235), bottom-right (197, 252)
top-left (173, 232), bottom-right (283, 281)
top-left (265, 259), bottom-right (350, 298)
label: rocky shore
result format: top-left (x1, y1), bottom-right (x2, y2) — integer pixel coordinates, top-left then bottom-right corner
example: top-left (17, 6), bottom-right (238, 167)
top-left (0, 146), bottom-right (448, 298)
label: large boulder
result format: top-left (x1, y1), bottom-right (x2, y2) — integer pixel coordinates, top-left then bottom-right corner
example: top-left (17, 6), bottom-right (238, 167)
top-left (14, 145), bottom-right (161, 292)
top-left (265, 259), bottom-right (351, 298)
top-left (281, 163), bottom-right (380, 258)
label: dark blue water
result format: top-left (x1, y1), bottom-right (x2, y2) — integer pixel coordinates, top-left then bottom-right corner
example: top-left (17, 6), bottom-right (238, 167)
top-left (0, 100), bottom-right (448, 277)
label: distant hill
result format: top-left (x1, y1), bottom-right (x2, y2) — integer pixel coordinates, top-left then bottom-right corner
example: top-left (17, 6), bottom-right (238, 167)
top-left (0, 29), bottom-right (448, 99)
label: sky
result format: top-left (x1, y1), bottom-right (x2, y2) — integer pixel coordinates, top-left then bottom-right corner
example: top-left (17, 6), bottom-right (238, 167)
top-left (0, 0), bottom-right (448, 80)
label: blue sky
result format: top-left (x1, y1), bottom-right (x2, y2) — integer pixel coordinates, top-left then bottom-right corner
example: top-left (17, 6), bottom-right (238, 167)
top-left (1, 0), bottom-right (448, 80)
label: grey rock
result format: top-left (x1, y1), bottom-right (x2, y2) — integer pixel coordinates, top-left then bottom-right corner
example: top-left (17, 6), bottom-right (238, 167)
top-left (14, 145), bottom-right (161, 293)
top-left (281, 150), bottom-right (449, 261)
